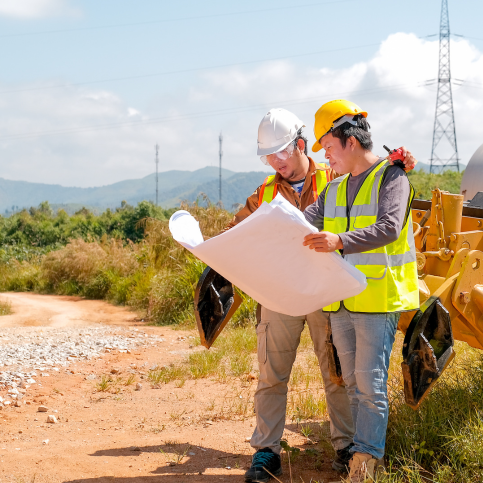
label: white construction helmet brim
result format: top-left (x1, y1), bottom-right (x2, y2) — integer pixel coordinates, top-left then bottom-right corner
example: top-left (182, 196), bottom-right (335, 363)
top-left (257, 138), bottom-right (295, 156)
top-left (257, 108), bottom-right (305, 156)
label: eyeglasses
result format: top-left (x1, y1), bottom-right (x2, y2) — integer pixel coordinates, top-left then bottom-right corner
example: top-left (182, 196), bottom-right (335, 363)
top-left (260, 142), bottom-right (295, 165)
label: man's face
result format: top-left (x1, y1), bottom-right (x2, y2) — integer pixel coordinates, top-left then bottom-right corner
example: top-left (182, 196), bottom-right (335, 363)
top-left (320, 133), bottom-right (352, 174)
top-left (267, 143), bottom-right (305, 181)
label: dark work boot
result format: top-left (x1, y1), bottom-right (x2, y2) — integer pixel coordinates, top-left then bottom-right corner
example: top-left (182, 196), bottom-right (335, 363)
top-left (244, 448), bottom-right (282, 483)
top-left (332, 443), bottom-right (354, 472)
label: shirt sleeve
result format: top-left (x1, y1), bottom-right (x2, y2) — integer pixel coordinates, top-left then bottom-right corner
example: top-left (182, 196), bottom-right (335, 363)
top-left (339, 166), bottom-right (412, 254)
top-left (217, 187), bottom-right (260, 235)
top-left (303, 185), bottom-right (328, 231)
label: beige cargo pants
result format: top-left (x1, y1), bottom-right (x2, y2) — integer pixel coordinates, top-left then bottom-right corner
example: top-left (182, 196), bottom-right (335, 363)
top-left (250, 306), bottom-right (354, 455)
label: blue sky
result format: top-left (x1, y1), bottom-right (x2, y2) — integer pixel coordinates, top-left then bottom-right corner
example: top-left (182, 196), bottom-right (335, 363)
top-left (0, 0), bottom-right (482, 187)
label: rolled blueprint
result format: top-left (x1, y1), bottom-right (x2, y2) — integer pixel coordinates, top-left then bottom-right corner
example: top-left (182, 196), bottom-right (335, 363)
top-left (169, 194), bottom-right (367, 316)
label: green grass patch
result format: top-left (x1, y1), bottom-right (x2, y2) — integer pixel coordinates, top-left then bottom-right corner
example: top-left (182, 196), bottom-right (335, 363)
top-left (148, 364), bottom-right (189, 386)
top-left (385, 340), bottom-right (483, 482)
top-left (147, 326), bottom-right (258, 387)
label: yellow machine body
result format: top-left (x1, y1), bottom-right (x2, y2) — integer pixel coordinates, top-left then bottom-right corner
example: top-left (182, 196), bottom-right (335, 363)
top-left (399, 189), bottom-right (483, 351)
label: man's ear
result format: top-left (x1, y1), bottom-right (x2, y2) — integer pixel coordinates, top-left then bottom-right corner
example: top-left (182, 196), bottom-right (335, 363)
top-left (348, 136), bottom-right (357, 151)
top-left (297, 138), bottom-right (305, 152)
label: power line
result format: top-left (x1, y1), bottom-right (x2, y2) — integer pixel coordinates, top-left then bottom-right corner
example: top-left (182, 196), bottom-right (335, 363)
top-left (0, 42), bottom-right (382, 95)
top-left (463, 35), bottom-right (483, 41)
top-left (0, 0), bottom-right (357, 38)
top-left (0, 81), bottom-right (431, 141)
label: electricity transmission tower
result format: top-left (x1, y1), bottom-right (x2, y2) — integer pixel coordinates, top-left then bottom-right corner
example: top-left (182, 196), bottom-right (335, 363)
top-left (155, 144), bottom-right (159, 205)
top-left (219, 132), bottom-right (223, 203)
top-left (430, 0), bottom-right (459, 173)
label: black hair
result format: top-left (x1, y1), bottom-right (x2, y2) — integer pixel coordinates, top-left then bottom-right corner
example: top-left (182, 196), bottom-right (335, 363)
top-left (294, 128), bottom-right (308, 155)
top-left (330, 114), bottom-right (373, 151)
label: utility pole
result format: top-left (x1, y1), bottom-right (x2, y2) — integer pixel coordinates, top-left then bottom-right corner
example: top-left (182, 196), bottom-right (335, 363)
top-left (219, 132), bottom-right (223, 203)
top-left (155, 144), bottom-right (159, 206)
top-left (430, 0), bottom-right (459, 174)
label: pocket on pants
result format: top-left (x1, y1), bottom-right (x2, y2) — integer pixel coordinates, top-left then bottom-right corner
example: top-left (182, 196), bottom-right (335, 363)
top-left (256, 323), bottom-right (269, 365)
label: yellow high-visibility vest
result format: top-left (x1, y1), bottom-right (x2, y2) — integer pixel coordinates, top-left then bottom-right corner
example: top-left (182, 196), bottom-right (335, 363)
top-left (258, 164), bottom-right (330, 206)
top-left (323, 159), bottom-right (419, 313)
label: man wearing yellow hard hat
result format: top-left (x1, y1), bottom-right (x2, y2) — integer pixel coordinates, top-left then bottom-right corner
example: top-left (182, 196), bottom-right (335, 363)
top-left (303, 100), bottom-right (419, 482)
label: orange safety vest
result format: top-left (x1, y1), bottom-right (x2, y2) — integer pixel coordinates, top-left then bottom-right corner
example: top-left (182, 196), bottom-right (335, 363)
top-left (258, 165), bottom-right (330, 206)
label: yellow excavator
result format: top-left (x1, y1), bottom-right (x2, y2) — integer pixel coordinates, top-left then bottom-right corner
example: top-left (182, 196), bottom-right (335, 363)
top-left (193, 189), bottom-right (483, 410)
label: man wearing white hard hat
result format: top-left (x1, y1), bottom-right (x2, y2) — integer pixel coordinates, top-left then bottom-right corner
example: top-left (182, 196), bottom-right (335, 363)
top-left (220, 108), bottom-right (417, 483)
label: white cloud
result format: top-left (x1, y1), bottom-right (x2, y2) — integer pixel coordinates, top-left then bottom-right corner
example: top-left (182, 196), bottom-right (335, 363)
top-left (0, 0), bottom-right (78, 18)
top-left (0, 33), bottom-right (482, 188)
top-left (196, 33), bottom-right (483, 171)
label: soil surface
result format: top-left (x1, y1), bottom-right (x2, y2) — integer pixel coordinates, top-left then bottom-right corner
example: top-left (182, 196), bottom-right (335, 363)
top-left (0, 293), bottom-right (342, 483)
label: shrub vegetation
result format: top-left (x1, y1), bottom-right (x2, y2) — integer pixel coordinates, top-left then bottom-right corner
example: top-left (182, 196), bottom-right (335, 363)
top-left (407, 169), bottom-right (463, 200)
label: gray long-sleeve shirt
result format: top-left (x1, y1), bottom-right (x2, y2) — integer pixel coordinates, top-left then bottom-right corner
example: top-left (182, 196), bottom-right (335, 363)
top-left (303, 159), bottom-right (412, 255)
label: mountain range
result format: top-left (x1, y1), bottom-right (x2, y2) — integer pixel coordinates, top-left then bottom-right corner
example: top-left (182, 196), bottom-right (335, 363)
top-left (0, 167), bottom-right (271, 214)
top-left (0, 161), bottom-right (464, 215)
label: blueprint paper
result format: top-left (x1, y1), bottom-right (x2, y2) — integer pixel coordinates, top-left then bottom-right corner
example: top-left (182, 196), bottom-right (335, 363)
top-left (169, 194), bottom-right (367, 316)
top-left (169, 210), bottom-right (204, 248)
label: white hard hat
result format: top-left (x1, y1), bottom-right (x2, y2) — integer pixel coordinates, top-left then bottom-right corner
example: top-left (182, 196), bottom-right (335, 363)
top-left (257, 108), bottom-right (305, 156)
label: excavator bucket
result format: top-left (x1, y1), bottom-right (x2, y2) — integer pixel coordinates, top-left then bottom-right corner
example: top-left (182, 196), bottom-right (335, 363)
top-left (194, 266), bottom-right (242, 348)
top-left (401, 296), bottom-right (455, 410)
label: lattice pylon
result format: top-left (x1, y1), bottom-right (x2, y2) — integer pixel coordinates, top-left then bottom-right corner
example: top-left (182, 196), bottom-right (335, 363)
top-left (430, 0), bottom-right (459, 173)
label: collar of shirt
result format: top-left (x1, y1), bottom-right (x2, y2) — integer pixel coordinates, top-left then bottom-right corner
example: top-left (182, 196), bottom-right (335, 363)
top-left (272, 157), bottom-right (330, 196)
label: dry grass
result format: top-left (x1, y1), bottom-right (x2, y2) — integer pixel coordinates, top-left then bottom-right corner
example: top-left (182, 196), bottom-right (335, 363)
top-left (203, 386), bottom-right (256, 421)
top-left (0, 259), bottom-right (42, 292)
top-left (142, 199), bottom-right (232, 272)
top-left (42, 238), bottom-right (139, 297)
top-left (94, 374), bottom-right (138, 393)
top-left (0, 298), bottom-right (12, 316)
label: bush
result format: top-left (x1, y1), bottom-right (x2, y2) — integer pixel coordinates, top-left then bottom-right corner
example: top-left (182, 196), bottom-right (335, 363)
top-left (0, 200), bottom-right (172, 249)
top-left (147, 255), bottom-right (207, 326)
top-left (408, 169), bottom-right (463, 200)
top-left (41, 238), bottom-right (139, 298)
top-left (0, 260), bottom-right (43, 292)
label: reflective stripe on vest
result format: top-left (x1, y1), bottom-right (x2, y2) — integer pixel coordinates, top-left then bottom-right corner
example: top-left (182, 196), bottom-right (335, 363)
top-left (258, 165), bottom-right (330, 206)
top-left (323, 159), bottom-right (419, 313)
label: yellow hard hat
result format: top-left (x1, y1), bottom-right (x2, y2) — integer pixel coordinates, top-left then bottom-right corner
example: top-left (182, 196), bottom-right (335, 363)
top-left (312, 99), bottom-right (368, 152)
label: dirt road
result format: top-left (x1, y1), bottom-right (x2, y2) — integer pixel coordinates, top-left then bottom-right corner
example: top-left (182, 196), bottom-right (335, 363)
top-left (0, 293), bottom-right (340, 483)
top-left (0, 293), bottom-right (139, 329)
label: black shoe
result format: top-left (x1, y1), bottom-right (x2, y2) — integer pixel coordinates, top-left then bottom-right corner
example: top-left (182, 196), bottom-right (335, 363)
top-left (332, 443), bottom-right (354, 472)
top-left (244, 448), bottom-right (282, 483)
